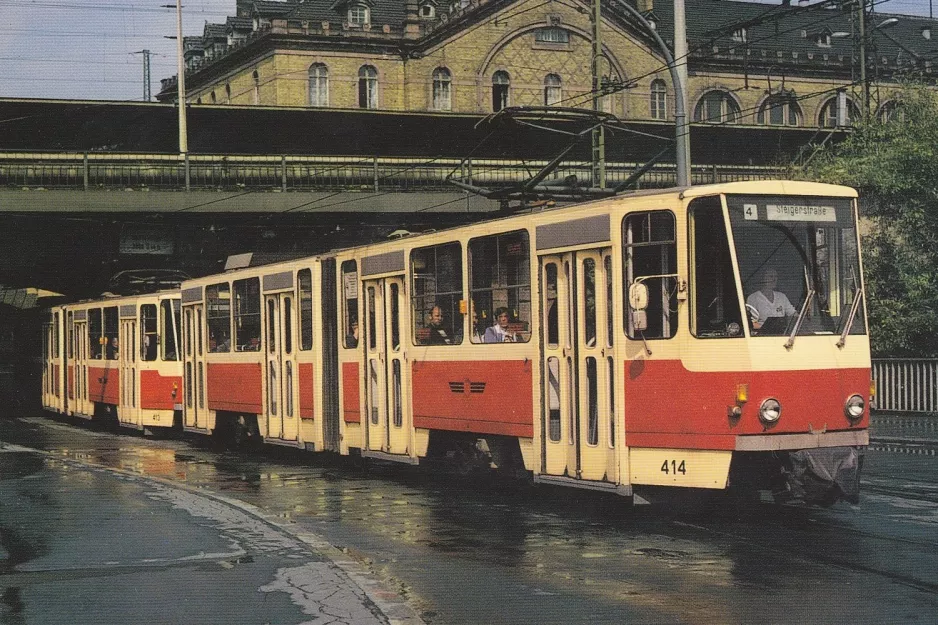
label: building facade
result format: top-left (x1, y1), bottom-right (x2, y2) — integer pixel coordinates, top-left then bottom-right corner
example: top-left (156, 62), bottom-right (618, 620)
top-left (158, 0), bottom-right (938, 128)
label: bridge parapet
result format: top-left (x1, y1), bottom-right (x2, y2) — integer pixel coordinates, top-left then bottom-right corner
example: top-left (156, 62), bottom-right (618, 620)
top-left (0, 152), bottom-right (786, 193)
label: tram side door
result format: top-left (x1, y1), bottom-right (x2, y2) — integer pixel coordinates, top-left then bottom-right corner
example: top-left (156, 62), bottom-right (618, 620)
top-left (264, 293), bottom-right (300, 443)
top-left (119, 316), bottom-right (138, 427)
top-left (183, 304), bottom-right (207, 430)
top-left (73, 318), bottom-right (89, 417)
top-left (362, 276), bottom-right (412, 459)
top-left (539, 250), bottom-right (617, 484)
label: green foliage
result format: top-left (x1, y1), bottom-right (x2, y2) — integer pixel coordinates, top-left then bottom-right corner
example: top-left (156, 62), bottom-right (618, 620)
top-left (803, 83), bottom-right (938, 356)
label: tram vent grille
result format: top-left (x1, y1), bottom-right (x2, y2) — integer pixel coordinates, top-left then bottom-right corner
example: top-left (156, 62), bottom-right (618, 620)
top-left (469, 382), bottom-right (486, 393)
top-left (449, 382), bottom-right (465, 393)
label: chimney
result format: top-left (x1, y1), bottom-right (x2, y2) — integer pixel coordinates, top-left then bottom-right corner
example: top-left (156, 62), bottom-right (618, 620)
top-left (404, 0), bottom-right (421, 39)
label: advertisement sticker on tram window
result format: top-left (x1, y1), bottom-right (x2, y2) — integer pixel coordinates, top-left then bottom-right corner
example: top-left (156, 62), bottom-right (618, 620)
top-left (766, 204), bottom-right (836, 222)
top-left (343, 271), bottom-right (358, 299)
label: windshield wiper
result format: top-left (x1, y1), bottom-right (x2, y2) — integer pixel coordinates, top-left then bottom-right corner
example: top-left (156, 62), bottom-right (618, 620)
top-left (836, 287), bottom-right (863, 348)
top-left (785, 289), bottom-right (815, 350)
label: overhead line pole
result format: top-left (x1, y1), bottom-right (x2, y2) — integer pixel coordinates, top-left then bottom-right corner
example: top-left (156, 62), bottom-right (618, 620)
top-left (591, 0), bottom-right (605, 189)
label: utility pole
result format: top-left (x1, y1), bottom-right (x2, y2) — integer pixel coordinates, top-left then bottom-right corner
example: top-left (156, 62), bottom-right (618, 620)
top-left (673, 0), bottom-right (690, 186)
top-left (163, 1), bottom-right (189, 154)
top-left (591, 0), bottom-right (605, 189)
top-left (132, 50), bottom-right (152, 101)
top-left (858, 0), bottom-right (869, 119)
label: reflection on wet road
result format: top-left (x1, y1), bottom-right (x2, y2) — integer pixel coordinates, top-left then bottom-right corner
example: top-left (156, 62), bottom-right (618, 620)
top-left (3, 416), bottom-right (938, 624)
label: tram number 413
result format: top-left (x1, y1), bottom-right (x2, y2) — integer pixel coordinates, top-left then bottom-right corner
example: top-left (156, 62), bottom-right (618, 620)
top-left (661, 460), bottom-right (687, 475)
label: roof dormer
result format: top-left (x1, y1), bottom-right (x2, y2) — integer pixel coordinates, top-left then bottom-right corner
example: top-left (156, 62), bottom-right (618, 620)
top-left (331, 0), bottom-right (375, 26)
top-left (419, 0), bottom-right (438, 19)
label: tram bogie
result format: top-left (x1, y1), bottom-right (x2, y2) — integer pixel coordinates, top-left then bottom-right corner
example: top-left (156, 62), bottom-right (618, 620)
top-left (42, 181), bottom-right (872, 505)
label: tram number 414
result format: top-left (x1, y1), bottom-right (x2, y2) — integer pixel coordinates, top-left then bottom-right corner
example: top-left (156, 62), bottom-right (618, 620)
top-left (661, 460), bottom-right (687, 475)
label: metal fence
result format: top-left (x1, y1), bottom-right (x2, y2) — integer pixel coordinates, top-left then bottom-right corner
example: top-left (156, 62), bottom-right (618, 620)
top-left (872, 359), bottom-right (938, 414)
top-left (0, 152), bottom-right (787, 193)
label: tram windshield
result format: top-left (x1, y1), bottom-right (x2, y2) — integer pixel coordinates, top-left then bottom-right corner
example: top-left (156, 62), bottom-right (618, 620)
top-left (726, 194), bottom-right (865, 339)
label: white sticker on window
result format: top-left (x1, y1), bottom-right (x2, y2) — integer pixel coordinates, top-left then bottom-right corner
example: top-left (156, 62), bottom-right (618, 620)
top-left (766, 204), bottom-right (836, 221)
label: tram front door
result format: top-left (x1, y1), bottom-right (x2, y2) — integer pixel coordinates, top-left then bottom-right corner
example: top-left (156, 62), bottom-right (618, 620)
top-left (71, 318), bottom-right (90, 417)
top-left (264, 293), bottom-right (299, 444)
top-left (362, 276), bottom-right (415, 462)
top-left (539, 250), bottom-right (618, 487)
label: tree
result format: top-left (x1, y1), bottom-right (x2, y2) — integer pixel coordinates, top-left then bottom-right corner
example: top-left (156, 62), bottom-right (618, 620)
top-left (803, 83), bottom-right (938, 356)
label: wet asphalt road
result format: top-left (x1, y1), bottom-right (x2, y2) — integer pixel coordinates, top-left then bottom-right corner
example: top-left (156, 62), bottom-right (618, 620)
top-left (2, 414), bottom-right (938, 624)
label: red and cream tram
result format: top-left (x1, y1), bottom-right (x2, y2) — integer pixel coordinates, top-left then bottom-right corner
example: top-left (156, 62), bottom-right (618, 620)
top-left (45, 181), bottom-right (871, 504)
top-left (42, 291), bottom-right (183, 431)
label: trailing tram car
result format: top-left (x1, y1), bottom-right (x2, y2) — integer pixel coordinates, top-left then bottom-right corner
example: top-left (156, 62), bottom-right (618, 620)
top-left (42, 291), bottom-right (183, 430)
top-left (173, 180), bottom-right (870, 504)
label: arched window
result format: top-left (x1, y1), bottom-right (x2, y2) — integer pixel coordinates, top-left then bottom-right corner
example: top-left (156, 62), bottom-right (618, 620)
top-left (693, 90), bottom-right (740, 123)
top-left (544, 74), bottom-right (562, 106)
top-left (650, 79), bottom-right (667, 120)
top-left (492, 71), bottom-right (510, 112)
top-left (878, 100), bottom-right (902, 123)
top-left (252, 70), bottom-right (259, 105)
top-left (358, 65), bottom-right (378, 109)
top-left (210, 90), bottom-right (217, 104)
top-left (309, 63), bottom-right (329, 107)
top-left (225, 83), bottom-right (231, 104)
top-left (818, 95), bottom-right (860, 127)
top-left (757, 94), bottom-right (802, 126)
top-left (432, 67), bottom-right (452, 111)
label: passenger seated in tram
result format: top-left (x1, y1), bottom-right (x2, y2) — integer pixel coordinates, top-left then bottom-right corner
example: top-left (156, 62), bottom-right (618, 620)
top-left (746, 268), bottom-right (796, 331)
top-left (484, 307), bottom-right (517, 343)
top-left (345, 319), bottom-right (359, 348)
top-left (107, 336), bottom-right (119, 360)
top-left (427, 306), bottom-right (452, 345)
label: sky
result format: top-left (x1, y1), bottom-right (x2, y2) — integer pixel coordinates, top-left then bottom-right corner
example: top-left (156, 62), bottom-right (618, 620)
top-left (0, 0), bottom-right (935, 102)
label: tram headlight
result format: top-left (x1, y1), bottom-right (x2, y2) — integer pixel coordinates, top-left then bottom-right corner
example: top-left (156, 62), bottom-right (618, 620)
top-left (759, 398), bottom-right (782, 425)
top-left (845, 394), bottom-right (865, 421)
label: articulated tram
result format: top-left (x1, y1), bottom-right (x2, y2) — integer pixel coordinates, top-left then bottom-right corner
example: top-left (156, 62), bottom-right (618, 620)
top-left (42, 181), bottom-right (871, 504)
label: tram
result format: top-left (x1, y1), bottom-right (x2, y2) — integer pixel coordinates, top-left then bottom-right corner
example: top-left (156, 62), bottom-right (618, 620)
top-left (41, 291), bottom-right (183, 431)
top-left (43, 181), bottom-right (871, 504)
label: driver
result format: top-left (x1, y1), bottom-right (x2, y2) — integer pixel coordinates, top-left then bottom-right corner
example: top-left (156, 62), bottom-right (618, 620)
top-left (746, 268), bottom-right (796, 329)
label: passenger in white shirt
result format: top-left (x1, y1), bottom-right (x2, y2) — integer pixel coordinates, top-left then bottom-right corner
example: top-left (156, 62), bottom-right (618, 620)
top-left (746, 268), bottom-right (796, 329)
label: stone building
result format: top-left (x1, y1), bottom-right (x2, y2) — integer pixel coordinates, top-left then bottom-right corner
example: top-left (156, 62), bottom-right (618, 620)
top-left (157, 0), bottom-right (938, 128)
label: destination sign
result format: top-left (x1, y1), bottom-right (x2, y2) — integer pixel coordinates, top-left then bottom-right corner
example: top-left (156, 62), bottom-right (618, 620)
top-left (766, 204), bottom-right (836, 222)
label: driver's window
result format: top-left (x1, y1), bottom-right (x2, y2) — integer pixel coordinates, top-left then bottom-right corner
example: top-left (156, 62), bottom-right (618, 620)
top-left (622, 211), bottom-right (677, 339)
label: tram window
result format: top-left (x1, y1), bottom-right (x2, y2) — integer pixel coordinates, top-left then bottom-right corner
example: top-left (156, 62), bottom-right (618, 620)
top-left (67, 312), bottom-right (73, 359)
top-left (691, 197), bottom-right (744, 338)
top-left (412, 242), bottom-right (463, 346)
top-left (623, 211), bottom-right (678, 340)
top-left (53, 312), bottom-right (59, 356)
top-left (89, 308), bottom-right (102, 359)
top-left (161, 299), bottom-right (180, 361)
top-left (605, 256), bottom-right (614, 348)
top-left (267, 299), bottom-right (277, 354)
top-left (284, 297), bottom-right (293, 355)
top-left (141, 305), bottom-right (158, 361)
top-left (234, 278), bottom-right (261, 351)
top-left (298, 269), bottom-right (313, 351)
top-left (547, 357), bottom-right (561, 442)
top-left (726, 194), bottom-right (864, 337)
top-left (545, 263), bottom-right (559, 347)
top-left (390, 283), bottom-right (400, 351)
top-left (104, 307), bottom-right (118, 360)
top-left (185, 309), bottom-right (193, 358)
top-left (341, 261), bottom-right (359, 349)
top-left (586, 357), bottom-right (598, 446)
top-left (468, 231), bottom-right (530, 344)
top-left (584, 258), bottom-right (597, 347)
top-left (206, 283), bottom-right (232, 352)
top-left (607, 356), bottom-right (615, 447)
top-left (367, 286), bottom-right (377, 351)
